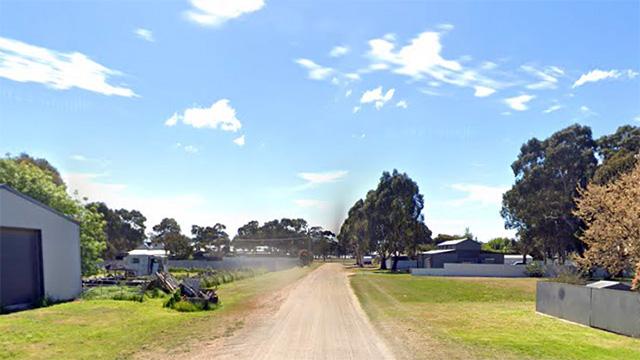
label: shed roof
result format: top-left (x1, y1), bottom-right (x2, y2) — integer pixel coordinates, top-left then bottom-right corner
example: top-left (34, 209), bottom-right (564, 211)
top-left (586, 280), bottom-right (631, 290)
top-left (420, 249), bottom-right (456, 255)
top-left (127, 249), bottom-right (168, 257)
top-left (0, 184), bottom-right (80, 225)
top-left (437, 238), bottom-right (469, 246)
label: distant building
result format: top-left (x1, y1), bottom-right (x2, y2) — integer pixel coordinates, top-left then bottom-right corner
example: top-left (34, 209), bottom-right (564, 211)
top-left (124, 247), bottom-right (168, 276)
top-left (417, 238), bottom-right (504, 268)
top-left (504, 254), bottom-right (533, 265)
top-left (0, 184), bottom-right (81, 310)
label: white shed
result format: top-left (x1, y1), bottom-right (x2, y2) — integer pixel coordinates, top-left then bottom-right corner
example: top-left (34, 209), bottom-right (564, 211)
top-left (0, 184), bottom-right (82, 310)
top-left (124, 248), bottom-right (167, 276)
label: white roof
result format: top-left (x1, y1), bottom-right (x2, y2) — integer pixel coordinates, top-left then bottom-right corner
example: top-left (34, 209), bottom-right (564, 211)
top-left (421, 249), bottom-right (455, 255)
top-left (437, 239), bottom-right (468, 246)
top-left (127, 249), bottom-right (167, 256)
top-left (585, 280), bottom-right (624, 289)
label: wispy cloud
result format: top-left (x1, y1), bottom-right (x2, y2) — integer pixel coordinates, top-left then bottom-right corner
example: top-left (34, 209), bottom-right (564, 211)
top-left (395, 100), bottom-right (408, 109)
top-left (233, 134), bottom-right (245, 146)
top-left (175, 143), bottom-right (199, 154)
top-left (473, 86), bottom-right (495, 97)
top-left (504, 94), bottom-right (535, 111)
top-left (165, 99), bottom-right (242, 132)
top-left (295, 58), bottom-right (334, 80)
top-left (0, 36), bottom-right (136, 97)
top-left (448, 183), bottom-right (508, 206)
top-left (360, 86), bottom-right (395, 109)
top-left (329, 45), bottom-right (349, 58)
top-left (294, 199), bottom-right (329, 209)
top-left (579, 105), bottom-right (597, 117)
top-left (521, 65), bottom-right (564, 90)
top-left (71, 154), bottom-right (87, 161)
top-left (573, 69), bottom-right (639, 88)
top-left (543, 104), bottom-right (562, 114)
top-left (364, 29), bottom-right (500, 97)
top-left (297, 170), bottom-right (348, 187)
top-left (134, 28), bottom-right (154, 42)
top-left (184, 0), bottom-right (265, 27)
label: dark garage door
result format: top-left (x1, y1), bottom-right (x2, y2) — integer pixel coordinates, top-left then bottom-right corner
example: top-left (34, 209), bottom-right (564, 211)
top-left (0, 227), bottom-right (43, 309)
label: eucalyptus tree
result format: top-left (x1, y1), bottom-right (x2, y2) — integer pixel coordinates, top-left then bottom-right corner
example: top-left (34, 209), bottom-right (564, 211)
top-left (91, 202), bottom-right (147, 259)
top-left (501, 124), bottom-right (598, 262)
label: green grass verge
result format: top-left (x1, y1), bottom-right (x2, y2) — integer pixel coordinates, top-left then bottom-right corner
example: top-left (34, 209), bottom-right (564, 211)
top-left (350, 272), bottom-right (640, 360)
top-left (0, 266), bottom-right (314, 360)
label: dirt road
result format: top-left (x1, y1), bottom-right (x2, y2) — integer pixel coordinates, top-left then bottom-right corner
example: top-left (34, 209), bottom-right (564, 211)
top-left (191, 263), bottom-right (393, 360)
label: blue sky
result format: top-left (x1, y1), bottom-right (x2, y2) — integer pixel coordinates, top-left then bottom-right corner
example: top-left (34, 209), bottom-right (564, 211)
top-left (1, 0), bottom-right (639, 240)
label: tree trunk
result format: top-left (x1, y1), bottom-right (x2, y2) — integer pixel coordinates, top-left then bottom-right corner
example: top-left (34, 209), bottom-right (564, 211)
top-left (522, 253), bottom-right (527, 264)
top-left (391, 255), bottom-right (399, 272)
top-left (380, 255), bottom-right (387, 270)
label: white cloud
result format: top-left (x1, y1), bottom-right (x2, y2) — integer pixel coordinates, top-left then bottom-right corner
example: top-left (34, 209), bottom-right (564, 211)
top-left (344, 73), bottom-right (360, 81)
top-left (504, 94), bottom-right (535, 111)
top-left (185, 0), bottom-right (265, 27)
top-left (165, 113), bottom-right (179, 126)
top-left (297, 170), bottom-right (348, 186)
top-left (365, 29), bottom-right (501, 97)
top-left (395, 100), bottom-right (408, 109)
top-left (543, 104), bottom-right (562, 114)
top-left (295, 58), bottom-right (334, 80)
top-left (345, 89), bottom-right (352, 97)
top-left (233, 134), bottom-right (245, 146)
top-left (0, 36), bottom-right (136, 97)
top-left (294, 199), bottom-right (329, 209)
top-left (436, 23), bottom-right (454, 32)
top-left (165, 99), bottom-right (242, 132)
top-left (184, 145), bottom-right (198, 153)
top-left (329, 45), bottom-right (349, 58)
top-left (521, 65), bottom-right (564, 90)
top-left (360, 86), bottom-right (395, 109)
top-left (63, 172), bottom-right (244, 236)
top-left (448, 183), bottom-right (508, 207)
top-left (71, 155), bottom-right (87, 161)
top-left (134, 28), bottom-right (154, 42)
top-left (473, 86), bottom-right (495, 97)
top-left (480, 61), bottom-right (498, 70)
top-left (572, 69), bottom-right (638, 88)
top-left (580, 105), bottom-right (597, 117)
top-left (352, 106), bottom-right (361, 113)
top-left (175, 143), bottom-right (199, 153)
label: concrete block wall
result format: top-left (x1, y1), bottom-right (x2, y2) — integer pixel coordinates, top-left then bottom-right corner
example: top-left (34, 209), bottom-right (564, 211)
top-left (168, 257), bottom-right (300, 272)
top-left (536, 282), bottom-right (640, 338)
top-left (411, 263), bottom-right (527, 277)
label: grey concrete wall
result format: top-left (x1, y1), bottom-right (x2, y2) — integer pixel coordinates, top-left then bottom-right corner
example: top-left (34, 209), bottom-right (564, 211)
top-left (590, 287), bottom-right (640, 337)
top-left (536, 282), bottom-right (591, 326)
top-left (537, 281), bottom-right (640, 338)
top-left (0, 187), bottom-right (81, 301)
top-left (168, 257), bottom-right (299, 272)
top-left (411, 263), bottom-right (527, 277)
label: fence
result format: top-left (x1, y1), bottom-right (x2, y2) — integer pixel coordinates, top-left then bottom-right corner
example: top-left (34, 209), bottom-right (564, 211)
top-left (411, 263), bottom-right (527, 277)
top-left (536, 281), bottom-right (640, 338)
top-left (168, 257), bottom-right (300, 272)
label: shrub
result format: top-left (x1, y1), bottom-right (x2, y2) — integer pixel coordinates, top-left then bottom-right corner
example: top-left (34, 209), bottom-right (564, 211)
top-left (299, 249), bottom-right (313, 266)
top-left (525, 262), bottom-right (545, 277)
top-left (549, 267), bottom-right (587, 285)
top-left (163, 291), bottom-right (218, 312)
top-left (82, 286), bottom-right (145, 302)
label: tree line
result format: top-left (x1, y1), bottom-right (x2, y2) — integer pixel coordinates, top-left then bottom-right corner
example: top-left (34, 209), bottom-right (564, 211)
top-left (501, 124), bottom-right (639, 265)
top-left (338, 170), bottom-right (433, 271)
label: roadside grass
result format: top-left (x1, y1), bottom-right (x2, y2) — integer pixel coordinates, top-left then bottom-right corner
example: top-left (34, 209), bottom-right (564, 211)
top-left (350, 272), bottom-right (640, 360)
top-left (0, 266), bottom-right (314, 360)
